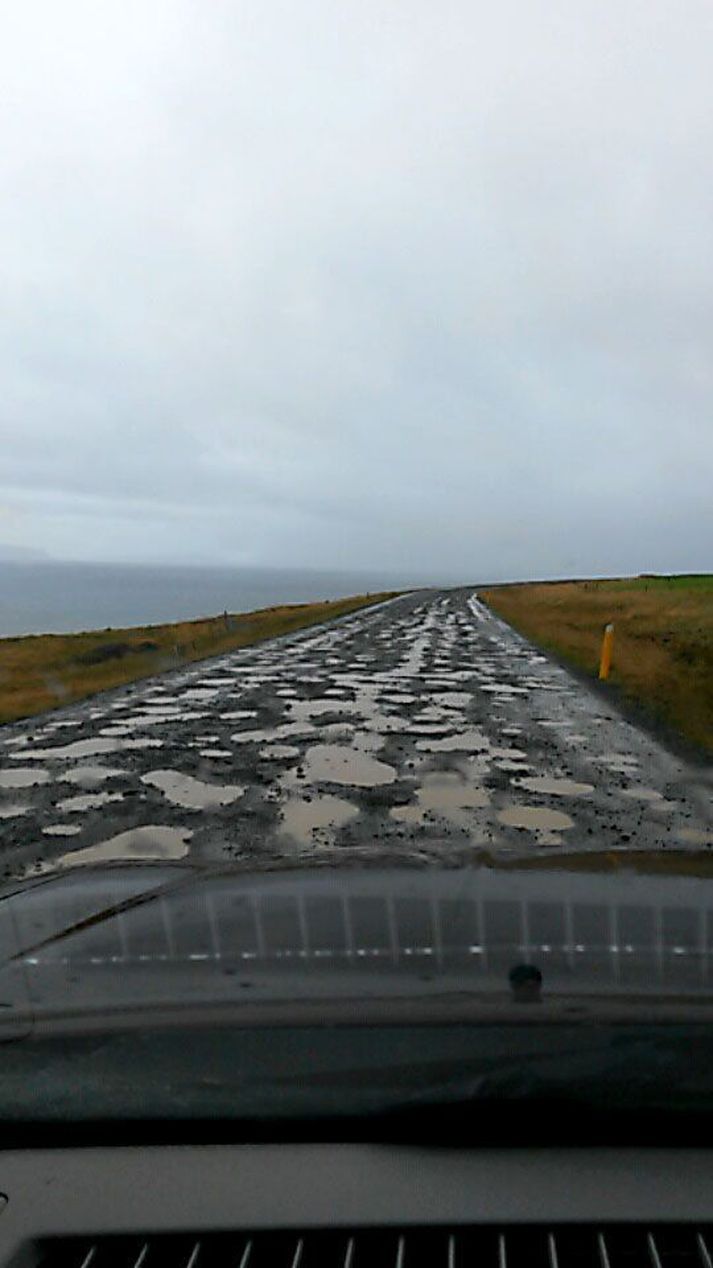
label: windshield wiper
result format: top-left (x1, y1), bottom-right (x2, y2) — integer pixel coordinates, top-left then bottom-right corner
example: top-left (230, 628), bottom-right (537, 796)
top-left (7, 868), bottom-right (205, 964)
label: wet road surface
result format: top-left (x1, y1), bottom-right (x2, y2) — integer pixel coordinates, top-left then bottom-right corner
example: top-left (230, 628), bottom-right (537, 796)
top-left (1, 589), bottom-right (712, 875)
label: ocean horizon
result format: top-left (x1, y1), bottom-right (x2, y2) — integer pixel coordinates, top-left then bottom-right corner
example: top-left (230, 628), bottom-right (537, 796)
top-left (0, 561), bottom-right (459, 638)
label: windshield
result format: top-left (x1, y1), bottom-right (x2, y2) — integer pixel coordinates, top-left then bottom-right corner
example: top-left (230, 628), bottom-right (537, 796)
top-left (0, 2), bottom-right (711, 1141)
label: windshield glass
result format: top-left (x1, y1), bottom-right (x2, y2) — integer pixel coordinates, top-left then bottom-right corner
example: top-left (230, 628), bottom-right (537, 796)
top-left (0, 2), bottom-right (711, 1139)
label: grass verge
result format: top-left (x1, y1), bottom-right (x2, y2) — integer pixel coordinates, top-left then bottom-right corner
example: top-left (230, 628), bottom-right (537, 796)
top-left (0, 591), bottom-right (399, 725)
top-left (481, 575), bottom-right (713, 756)
top-left (496, 850), bottom-right (713, 877)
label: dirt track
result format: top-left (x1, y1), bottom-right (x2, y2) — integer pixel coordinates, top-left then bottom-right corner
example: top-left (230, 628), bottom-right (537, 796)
top-left (1, 589), bottom-right (712, 875)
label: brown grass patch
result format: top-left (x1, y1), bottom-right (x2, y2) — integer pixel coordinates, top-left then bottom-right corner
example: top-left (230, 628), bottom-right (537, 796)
top-left (496, 850), bottom-right (713, 877)
top-left (480, 576), bottom-right (713, 755)
top-left (0, 592), bottom-right (398, 725)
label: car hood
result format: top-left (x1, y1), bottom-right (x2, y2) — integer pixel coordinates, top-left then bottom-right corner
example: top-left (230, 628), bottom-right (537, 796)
top-left (0, 857), bottom-right (705, 1034)
top-left (0, 861), bottom-right (712, 1133)
top-left (1, 860), bottom-right (713, 1036)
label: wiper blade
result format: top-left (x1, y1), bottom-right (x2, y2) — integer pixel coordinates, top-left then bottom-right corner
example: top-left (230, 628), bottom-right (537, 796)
top-left (8, 868), bottom-right (204, 963)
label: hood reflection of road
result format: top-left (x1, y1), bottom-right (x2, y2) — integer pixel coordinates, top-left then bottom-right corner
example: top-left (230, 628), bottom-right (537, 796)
top-left (1, 589), bottom-right (711, 875)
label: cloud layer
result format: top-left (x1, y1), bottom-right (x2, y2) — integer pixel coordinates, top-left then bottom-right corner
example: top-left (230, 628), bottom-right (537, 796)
top-left (1, 1), bottom-right (711, 579)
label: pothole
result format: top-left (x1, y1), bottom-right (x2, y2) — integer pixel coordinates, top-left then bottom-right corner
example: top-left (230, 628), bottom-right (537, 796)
top-left (497, 805), bottom-right (574, 833)
top-left (593, 754), bottom-right (640, 773)
top-left (514, 776), bottom-right (595, 797)
top-left (289, 699), bottom-right (360, 722)
top-left (391, 772), bottom-right (490, 827)
top-left (231, 723), bottom-right (318, 744)
top-left (260, 744), bottom-right (301, 760)
top-left (0, 768), bottom-right (50, 788)
top-left (301, 744), bottom-right (397, 787)
top-left (432, 692), bottom-right (472, 708)
top-left (48, 824), bottom-right (193, 866)
top-left (279, 794), bottom-right (359, 845)
top-left (620, 787), bottom-right (664, 802)
top-left (415, 730), bottom-right (490, 754)
top-left (678, 828), bottom-right (713, 846)
top-left (141, 770), bottom-right (245, 810)
top-left (10, 736), bottom-right (164, 760)
top-left (56, 791), bottom-right (125, 813)
top-left (62, 765), bottom-right (124, 786)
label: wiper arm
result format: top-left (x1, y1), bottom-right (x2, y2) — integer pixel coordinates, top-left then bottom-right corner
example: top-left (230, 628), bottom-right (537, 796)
top-left (7, 868), bottom-right (206, 963)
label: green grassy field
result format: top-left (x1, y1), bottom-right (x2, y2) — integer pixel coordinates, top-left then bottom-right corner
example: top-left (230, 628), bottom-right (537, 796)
top-left (481, 575), bottom-right (713, 755)
top-left (0, 592), bottom-right (398, 725)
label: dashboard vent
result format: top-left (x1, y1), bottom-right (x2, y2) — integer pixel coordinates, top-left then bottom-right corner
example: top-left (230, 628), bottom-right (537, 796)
top-left (35, 1227), bottom-right (713, 1268)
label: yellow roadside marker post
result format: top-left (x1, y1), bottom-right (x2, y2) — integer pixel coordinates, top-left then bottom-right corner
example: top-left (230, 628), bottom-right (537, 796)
top-left (599, 623), bottom-right (614, 680)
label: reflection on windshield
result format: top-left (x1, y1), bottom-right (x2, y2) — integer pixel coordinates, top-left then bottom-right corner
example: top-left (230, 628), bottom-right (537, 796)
top-left (4, 865), bottom-right (713, 1013)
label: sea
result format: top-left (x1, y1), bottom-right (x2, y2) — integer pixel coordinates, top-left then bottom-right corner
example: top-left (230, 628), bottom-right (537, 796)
top-left (0, 562), bottom-right (452, 638)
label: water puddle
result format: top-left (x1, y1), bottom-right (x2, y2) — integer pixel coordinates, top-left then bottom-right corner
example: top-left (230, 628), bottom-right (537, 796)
top-left (279, 794), bottom-right (359, 845)
top-left (122, 713), bottom-right (183, 728)
top-left (0, 805), bottom-right (29, 819)
top-left (405, 722), bottom-right (456, 735)
top-left (141, 770), bottom-right (245, 810)
top-left (289, 699), bottom-right (360, 721)
top-left (620, 787), bottom-right (664, 802)
top-left (49, 825), bottom-right (192, 867)
top-left (319, 723), bottom-right (356, 742)
top-left (260, 744), bottom-right (300, 760)
top-left (432, 692), bottom-right (472, 708)
top-left (412, 706), bottom-right (454, 721)
top-left (0, 768), bottom-right (50, 788)
top-left (391, 773), bottom-right (490, 827)
top-left (10, 735), bottom-right (164, 761)
top-left (497, 806), bottom-right (574, 833)
top-left (363, 715), bottom-right (406, 735)
top-left (679, 828), bottom-right (713, 846)
top-left (514, 776), bottom-right (595, 797)
top-left (301, 744), bottom-right (397, 787)
top-left (593, 754), bottom-right (640, 773)
top-left (56, 791), bottom-right (124, 813)
top-left (481, 683), bottom-right (529, 695)
top-left (63, 765), bottom-right (124, 786)
top-left (416, 729), bottom-right (490, 754)
top-left (389, 804), bottom-right (425, 826)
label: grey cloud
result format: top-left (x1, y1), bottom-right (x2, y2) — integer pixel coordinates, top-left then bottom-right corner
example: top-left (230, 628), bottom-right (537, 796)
top-left (0, 0), bottom-right (711, 577)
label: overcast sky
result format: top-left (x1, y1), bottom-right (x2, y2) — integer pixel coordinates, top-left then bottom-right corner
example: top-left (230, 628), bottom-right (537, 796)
top-left (1, 1), bottom-right (711, 582)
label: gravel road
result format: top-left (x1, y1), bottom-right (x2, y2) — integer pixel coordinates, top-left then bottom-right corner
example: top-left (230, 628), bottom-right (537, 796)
top-left (1, 589), bottom-right (711, 876)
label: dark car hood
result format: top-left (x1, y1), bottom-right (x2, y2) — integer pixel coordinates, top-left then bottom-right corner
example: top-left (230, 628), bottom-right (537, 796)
top-left (1, 860), bottom-right (713, 1036)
